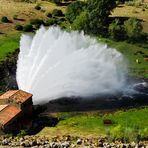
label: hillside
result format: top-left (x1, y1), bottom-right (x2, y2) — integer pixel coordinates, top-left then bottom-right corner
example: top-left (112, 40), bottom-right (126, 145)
top-left (0, 0), bottom-right (147, 143)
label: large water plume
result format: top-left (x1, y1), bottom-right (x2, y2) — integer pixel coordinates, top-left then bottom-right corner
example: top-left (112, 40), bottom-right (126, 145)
top-left (16, 26), bottom-right (127, 104)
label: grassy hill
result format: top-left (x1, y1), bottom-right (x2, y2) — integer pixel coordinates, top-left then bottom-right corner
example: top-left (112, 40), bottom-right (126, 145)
top-left (0, 0), bottom-right (147, 140)
top-left (0, 0), bottom-right (148, 77)
top-left (38, 107), bottom-right (148, 140)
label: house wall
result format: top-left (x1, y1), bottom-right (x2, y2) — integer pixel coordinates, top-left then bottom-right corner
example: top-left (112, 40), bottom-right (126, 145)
top-left (21, 97), bottom-right (33, 117)
top-left (2, 112), bottom-right (22, 133)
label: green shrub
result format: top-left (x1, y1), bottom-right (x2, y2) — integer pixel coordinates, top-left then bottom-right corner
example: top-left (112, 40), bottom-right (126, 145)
top-left (72, 11), bottom-right (88, 31)
top-left (1, 16), bottom-right (9, 23)
top-left (109, 19), bottom-right (124, 41)
top-left (52, 0), bottom-right (62, 5)
top-left (30, 19), bottom-right (44, 25)
top-left (124, 17), bottom-right (143, 41)
top-left (52, 9), bottom-right (64, 17)
top-left (30, 19), bottom-right (44, 29)
top-left (23, 24), bottom-right (34, 32)
top-left (46, 12), bottom-right (52, 18)
top-left (17, 130), bottom-right (27, 138)
top-left (86, 0), bottom-right (116, 35)
top-left (35, 4), bottom-right (41, 10)
top-left (65, 1), bottom-right (86, 23)
top-left (15, 24), bottom-right (23, 31)
top-left (110, 125), bottom-right (124, 140)
top-left (44, 18), bottom-right (57, 26)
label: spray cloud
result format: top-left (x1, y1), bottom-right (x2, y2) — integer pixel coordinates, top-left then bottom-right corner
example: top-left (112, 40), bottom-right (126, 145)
top-left (16, 26), bottom-right (127, 104)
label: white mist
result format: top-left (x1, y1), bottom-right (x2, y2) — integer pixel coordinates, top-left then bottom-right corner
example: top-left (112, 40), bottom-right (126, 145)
top-left (16, 26), bottom-right (127, 104)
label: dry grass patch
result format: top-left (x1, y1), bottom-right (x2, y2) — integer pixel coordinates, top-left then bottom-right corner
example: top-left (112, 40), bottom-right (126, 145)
top-left (0, 0), bottom-right (66, 34)
top-left (111, 4), bottom-right (148, 33)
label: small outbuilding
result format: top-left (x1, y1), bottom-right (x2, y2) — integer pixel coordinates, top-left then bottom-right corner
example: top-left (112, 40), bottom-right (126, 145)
top-left (0, 90), bottom-right (33, 133)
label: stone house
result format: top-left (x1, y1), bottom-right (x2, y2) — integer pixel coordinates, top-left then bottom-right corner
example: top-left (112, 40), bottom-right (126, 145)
top-left (0, 90), bottom-right (33, 133)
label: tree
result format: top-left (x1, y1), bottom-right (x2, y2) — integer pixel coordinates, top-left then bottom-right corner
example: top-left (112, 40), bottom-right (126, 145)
top-left (72, 11), bottom-right (89, 31)
top-left (109, 19), bottom-right (124, 41)
top-left (65, 1), bottom-right (86, 23)
top-left (85, 0), bottom-right (116, 35)
top-left (124, 17), bottom-right (143, 41)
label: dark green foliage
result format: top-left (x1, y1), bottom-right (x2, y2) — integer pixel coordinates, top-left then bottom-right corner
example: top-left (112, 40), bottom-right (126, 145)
top-left (35, 5), bottom-right (41, 10)
top-left (72, 11), bottom-right (88, 31)
top-left (52, 0), bottom-right (62, 5)
top-left (124, 17), bottom-right (143, 41)
top-left (30, 19), bottom-right (44, 29)
top-left (23, 24), bottom-right (34, 32)
top-left (52, 9), bottom-right (64, 17)
top-left (15, 24), bottom-right (23, 31)
top-left (17, 130), bottom-right (27, 138)
top-left (44, 18), bottom-right (57, 26)
top-left (85, 0), bottom-right (116, 35)
top-left (65, 1), bottom-right (86, 23)
top-left (46, 12), bottom-right (52, 18)
top-left (109, 19), bottom-right (124, 41)
top-left (1, 16), bottom-right (9, 23)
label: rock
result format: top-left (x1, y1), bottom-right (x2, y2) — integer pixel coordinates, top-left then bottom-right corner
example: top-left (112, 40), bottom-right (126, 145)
top-left (77, 138), bottom-right (82, 145)
top-left (1, 139), bottom-right (9, 145)
top-left (98, 141), bottom-right (103, 147)
top-left (24, 140), bottom-right (30, 147)
top-left (20, 141), bottom-right (25, 146)
top-left (61, 141), bottom-right (70, 148)
top-left (130, 141), bottom-right (136, 148)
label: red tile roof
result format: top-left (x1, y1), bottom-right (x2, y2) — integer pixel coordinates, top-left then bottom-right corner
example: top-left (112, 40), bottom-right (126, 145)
top-left (0, 90), bottom-right (18, 100)
top-left (0, 105), bottom-right (9, 112)
top-left (0, 105), bottom-right (21, 126)
top-left (0, 90), bottom-right (32, 103)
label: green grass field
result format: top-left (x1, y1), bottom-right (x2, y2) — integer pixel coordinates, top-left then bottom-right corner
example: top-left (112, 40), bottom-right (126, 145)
top-left (0, 33), bottom-right (20, 63)
top-left (38, 107), bottom-right (148, 140)
top-left (98, 38), bottom-right (148, 77)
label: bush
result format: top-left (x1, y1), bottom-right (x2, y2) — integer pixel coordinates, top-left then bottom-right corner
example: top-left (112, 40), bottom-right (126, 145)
top-left (52, 0), bottom-right (62, 5)
top-left (15, 24), bottom-right (23, 31)
top-left (23, 24), bottom-right (34, 32)
top-left (44, 18), bottom-right (57, 26)
top-left (30, 19), bottom-right (44, 25)
top-left (46, 12), bottom-right (52, 18)
top-left (109, 19), bottom-right (124, 41)
top-left (86, 0), bottom-right (116, 35)
top-left (1, 16), bottom-right (9, 23)
top-left (52, 9), bottom-right (64, 17)
top-left (72, 11), bottom-right (88, 31)
top-left (30, 19), bottom-right (44, 29)
top-left (35, 4), bottom-right (41, 10)
top-left (110, 125), bottom-right (124, 140)
top-left (17, 130), bottom-right (27, 138)
top-left (124, 17), bottom-right (143, 41)
top-left (65, 1), bottom-right (86, 23)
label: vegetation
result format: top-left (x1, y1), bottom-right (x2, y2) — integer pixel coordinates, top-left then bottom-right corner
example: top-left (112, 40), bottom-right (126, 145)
top-left (1, 16), bottom-right (9, 23)
top-left (99, 38), bottom-right (148, 77)
top-left (23, 24), bottom-right (34, 32)
top-left (65, 1), bottom-right (86, 23)
top-left (38, 107), bottom-right (148, 140)
top-left (109, 19), bottom-right (124, 41)
top-left (0, 0), bottom-right (147, 140)
top-left (34, 4), bottom-right (41, 10)
top-left (124, 17), bottom-right (143, 41)
top-left (52, 9), bottom-right (64, 17)
top-left (0, 34), bottom-right (19, 63)
top-left (51, 0), bottom-right (62, 6)
top-left (15, 24), bottom-right (23, 31)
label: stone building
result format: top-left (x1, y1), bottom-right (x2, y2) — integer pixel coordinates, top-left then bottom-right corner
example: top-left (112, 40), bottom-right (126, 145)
top-left (0, 90), bottom-right (33, 133)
